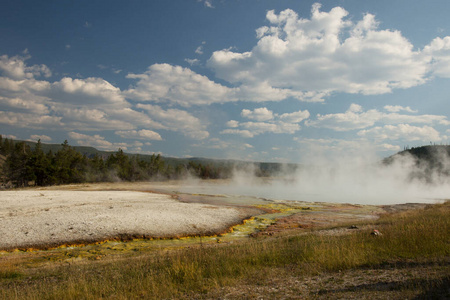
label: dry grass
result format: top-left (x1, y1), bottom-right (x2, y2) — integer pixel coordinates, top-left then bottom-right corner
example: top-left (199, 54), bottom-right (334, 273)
top-left (0, 202), bottom-right (448, 299)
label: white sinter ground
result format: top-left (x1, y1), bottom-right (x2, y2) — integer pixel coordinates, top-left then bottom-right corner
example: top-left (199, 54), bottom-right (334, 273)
top-left (0, 190), bottom-right (244, 250)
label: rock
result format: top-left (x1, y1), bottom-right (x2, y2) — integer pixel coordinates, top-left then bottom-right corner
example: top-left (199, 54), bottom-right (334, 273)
top-left (370, 229), bottom-right (382, 236)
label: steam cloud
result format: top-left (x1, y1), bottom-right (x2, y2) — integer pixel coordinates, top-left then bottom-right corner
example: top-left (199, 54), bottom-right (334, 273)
top-left (183, 146), bottom-right (450, 205)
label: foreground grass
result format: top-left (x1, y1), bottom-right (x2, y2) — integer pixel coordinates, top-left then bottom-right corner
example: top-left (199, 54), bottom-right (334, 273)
top-left (1, 202), bottom-right (448, 299)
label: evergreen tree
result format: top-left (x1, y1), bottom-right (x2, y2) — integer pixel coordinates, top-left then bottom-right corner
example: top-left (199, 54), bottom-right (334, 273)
top-left (5, 142), bottom-right (32, 186)
top-left (27, 139), bottom-right (50, 186)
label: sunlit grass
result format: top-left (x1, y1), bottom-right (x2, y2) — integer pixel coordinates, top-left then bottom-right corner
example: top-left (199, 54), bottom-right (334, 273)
top-left (1, 202), bottom-right (448, 299)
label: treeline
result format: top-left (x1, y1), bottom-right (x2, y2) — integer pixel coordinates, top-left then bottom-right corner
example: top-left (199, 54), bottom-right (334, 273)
top-left (0, 136), bottom-right (234, 187)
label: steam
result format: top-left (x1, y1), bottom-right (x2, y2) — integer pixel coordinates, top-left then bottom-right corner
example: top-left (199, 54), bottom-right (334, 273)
top-left (183, 146), bottom-right (450, 205)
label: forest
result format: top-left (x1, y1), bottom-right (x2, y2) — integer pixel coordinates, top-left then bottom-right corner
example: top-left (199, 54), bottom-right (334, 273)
top-left (0, 135), bottom-right (237, 187)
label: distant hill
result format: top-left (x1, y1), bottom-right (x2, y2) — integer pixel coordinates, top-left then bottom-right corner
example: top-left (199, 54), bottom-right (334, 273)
top-left (383, 145), bottom-right (450, 182)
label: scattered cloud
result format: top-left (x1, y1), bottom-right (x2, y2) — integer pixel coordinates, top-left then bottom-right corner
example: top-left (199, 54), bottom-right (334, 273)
top-left (195, 42), bottom-right (206, 55)
top-left (198, 0), bottom-right (213, 8)
top-left (220, 129), bottom-right (254, 138)
top-left (68, 132), bottom-right (134, 151)
top-left (226, 120), bottom-right (239, 128)
top-left (306, 103), bottom-right (449, 131)
top-left (185, 58), bottom-right (200, 66)
top-left (137, 104), bottom-right (209, 140)
top-left (384, 105), bottom-right (417, 113)
top-left (241, 107), bottom-right (274, 121)
top-left (357, 124), bottom-right (443, 142)
top-left (115, 129), bottom-right (162, 141)
top-left (30, 134), bottom-right (52, 142)
top-left (125, 64), bottom-right (238, 106)
top-left (279, 109), bottom-right (310, 123)
top-left (222, 107), bottom-right (309, 138)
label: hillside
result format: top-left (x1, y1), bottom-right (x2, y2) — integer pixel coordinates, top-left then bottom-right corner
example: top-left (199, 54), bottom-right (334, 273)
top-left (383, 145), bottom-right (450, 182)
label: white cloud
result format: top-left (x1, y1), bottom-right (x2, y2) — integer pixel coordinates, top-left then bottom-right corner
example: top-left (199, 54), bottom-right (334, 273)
top-left (222, 121), bottom-right (300, 137)
top-left (0, 96), bottom-right (49, 114)
top-left (279, 109), bottom-right (310, 123)
top-left (226, 120), bottom-right (239, 128)
top-left (68, 132), bottom-right (133, 151)
top-left (307, 103), bottom-right (449, 131)
top-left (223, 107), bottom-right (309, 137)
top-left (357, 124), bottom-right (442, 142)
top-left (137, 104), bottom-right (209, 140)
top-left (30, 134), bottom-right (52, 142)
top-left (195, 41), bottom-right (206, 54)
top-left (198, 0), bottom-right (213, 8)
top-left (0, 54), bottom-right (51, 80)
top-left (206, 4), bottom-right (443, 102)
top-left (0, 76), bottom-right (50, 94)
top-left (220, 129), bottom-right (254, 138)
top-left (51, 77), bottom-right (126, 106)
top-left (0, 111), bottom-right (62, 128)
top-left (241, 121), bottom-right (300, 135)
top-left (49, 106), bottom-right (136, 130)
top-left (126, 64), bottom-right (238, 106)
top-left (185, 58), bottom-right (200, 66)
top-left (241, 107), bottom-right (274, 121)
top-left (423, 36), bottom-right (450, 78)
top-left (384, 105), bottom-right (417, 113)
top-left (1, 134), bottom-right (17, 140)
top-left (115, 129), bottom-right (162, 141)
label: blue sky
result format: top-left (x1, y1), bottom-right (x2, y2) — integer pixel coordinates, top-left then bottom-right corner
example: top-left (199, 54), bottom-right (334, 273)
top-left (1, 0), bottom-right (450, 163)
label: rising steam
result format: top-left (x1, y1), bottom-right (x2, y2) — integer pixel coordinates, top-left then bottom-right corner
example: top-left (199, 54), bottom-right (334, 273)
top-left (183, 146), bottom-right (450, 205)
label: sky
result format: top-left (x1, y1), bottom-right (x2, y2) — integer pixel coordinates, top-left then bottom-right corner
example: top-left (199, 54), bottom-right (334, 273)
top-left (1, 0), bottom-right (450, 164)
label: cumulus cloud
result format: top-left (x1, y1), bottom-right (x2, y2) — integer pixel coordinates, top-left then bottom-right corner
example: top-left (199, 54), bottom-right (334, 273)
top-left (222, 107), bottom-right (309, 137)
top-left (0, 54), bottom-right (51, 80)
top-left (241, 121), bottom-right (300, 135)
top-left (51, 77), bottom-right (126, 106)
top-left (115, 129), bottom-right (162, 141)
top-left (0, 96), bottom-right (49, 114)
top-left (307, 103), bottom-right (449, 131)
top-left (206, 4), bottom-right (446, 102)
top-left (220, 129), bottom-right (254, 138)
top-left (357, 124), bottom-right (443, 142)
top-left (241, 107), bottom-right (274, 121)
top-left (0, 111), bottom-right (62, 128)
top-left (279, 109), bottom-right (310, 123)
top-left (125, 64), bottom-right (238, 106)
top-left (137, 104), bottom-right (209, 140)
top-left (384, 105), bottom-right (417, 113)
top-left (423, 36), bottom-right (450, 78)
top-left (226, 120), bottom-right (239, 128)
top-left (185, 58), bottom-right (200, 66)
top-left (30, 134), bottom-right (52, 142)
top-left (68, 132), bottom-right (137, 151)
